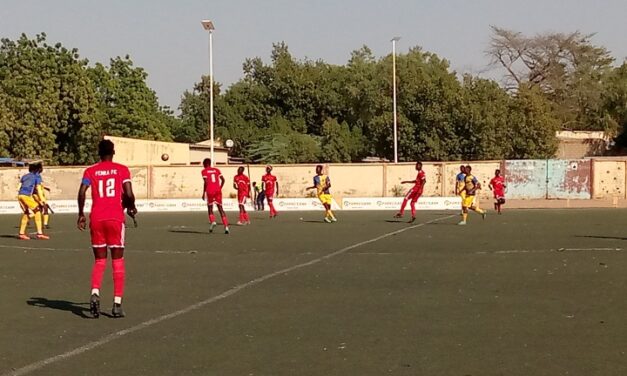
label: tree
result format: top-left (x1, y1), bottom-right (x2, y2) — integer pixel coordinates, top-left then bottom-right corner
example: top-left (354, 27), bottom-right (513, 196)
top-left (488, 26), bottom-right (615, 130)
top-left (0, 33), bottom-right (101, 164)
top-left (88, 56), bottom-right (173, 141)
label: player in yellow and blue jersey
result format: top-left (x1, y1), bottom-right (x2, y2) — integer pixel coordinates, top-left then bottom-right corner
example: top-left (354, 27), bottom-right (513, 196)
top-left (306, 165), bottom-right (337, 223)
top-left (17, 163), bottom-right (49, 240)
top-left (458, 165), bottom-right (486, 225)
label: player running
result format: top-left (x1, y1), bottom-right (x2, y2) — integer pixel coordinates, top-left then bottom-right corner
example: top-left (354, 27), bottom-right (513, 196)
top-left (233, 166), bottom-right (251, 225)
top-left (458, 165), bottom-right (486, 225)
top-left (306, 165), bottom-right (337, 223)
top-left (77, 140), bottom-right (136, 318)
top-left (201, 158), bottom-right (230, 234)
top-left (17, 162), bottom-right (49, 240)
top-left (489, 169), bottom-right (507, 214)
top-left (394, 161), bottom-right (426, 224)
top-left (262, 165), bottom-right (279, 218)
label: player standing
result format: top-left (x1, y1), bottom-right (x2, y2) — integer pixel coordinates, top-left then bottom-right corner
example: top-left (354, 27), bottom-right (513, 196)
top-left (201, 158), bottom-right (230, 234)
top-left (233, 166), bottom-right (251, 225)
top-left (489, 169), bottom-right (507, 214)
top-left (261, 166), bottom-right (279, 218)
top-left (455, 165), bottom-right (466, 197)
top-left (77, 140), bottom-right (136, 318)
top-left (306, 165), bottom-right (337, 223)
top-left (33, 164), bottom-right (52, 229)
top-left (394, 161), bottom-right (426, 224)
top-left (17, 163), bottom-right (49, 240)
top-left (458, 165), bottom-right (486, 225)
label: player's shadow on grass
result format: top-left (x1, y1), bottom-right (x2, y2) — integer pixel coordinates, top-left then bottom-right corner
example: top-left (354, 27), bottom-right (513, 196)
top-left (576, 235), bottom-right (627, 241)
top-left (0, 234), bottom-right (20, 239)
top-left (27, 297), bottom-right (92, 319)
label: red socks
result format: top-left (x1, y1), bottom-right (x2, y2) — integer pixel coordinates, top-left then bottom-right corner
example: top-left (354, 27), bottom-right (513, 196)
top-left (112, 258), bottom-right (125, 299)
top-left (221, 215), bottom-right (229, 226)
top-left (268, 202), bottom-right (277, 216)
top-left (91, 258), bottom-right (107, 291)
top-left (209, 214), bottom-right (216, 223)
top-left (399, 199), bottom-right (409, 215)
top-left (410, 201), bottom-right (417, 218)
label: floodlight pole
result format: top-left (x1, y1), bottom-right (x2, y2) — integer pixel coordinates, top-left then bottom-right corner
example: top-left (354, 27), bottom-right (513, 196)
top-left (391, 37), bottom-right (401, 164)
top-left (202, 20), bottom-right (215, 166)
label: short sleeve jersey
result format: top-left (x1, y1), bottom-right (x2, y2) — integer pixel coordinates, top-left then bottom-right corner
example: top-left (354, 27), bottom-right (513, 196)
top-left (412, 170), bottom-right (426, 192)
top-left (490, 176), bottom-right (505, 196)
top-left (81, 161), bottom-right (131, 222)
top-left (464, 174), bottom-right (479, 195)
top-left (456, 172), bottom-right (466, 192)
top-left (234, 174), bottom-right (250, 196)
top-left (313, 175), bottom-right (331, 195)
top-left (18, 173), bottom-right (42, 196)
top-left (202, 167), bottom-right (223, 193)
top-left (262, 174), bottom-right (277, 196)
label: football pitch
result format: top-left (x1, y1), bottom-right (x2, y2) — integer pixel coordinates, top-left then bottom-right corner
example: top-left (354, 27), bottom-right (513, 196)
top-left (1, 209), bottom-right (627, 376)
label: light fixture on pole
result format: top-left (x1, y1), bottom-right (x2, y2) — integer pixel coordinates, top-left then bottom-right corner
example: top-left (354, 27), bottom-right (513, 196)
top-left (201, 19), bottom-right (215, 166)
top-left (391, 36), bottom-right (401, 164)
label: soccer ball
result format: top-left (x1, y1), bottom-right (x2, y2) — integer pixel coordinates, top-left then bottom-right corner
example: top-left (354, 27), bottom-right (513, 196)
top-left (161, 153), bottom-right (169, 161)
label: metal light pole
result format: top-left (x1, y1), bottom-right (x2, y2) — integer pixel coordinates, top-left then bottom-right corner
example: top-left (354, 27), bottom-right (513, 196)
top-left (391, 36), bottom-right (401, 164)
top-left (201, 20), bottom-right (215, 166)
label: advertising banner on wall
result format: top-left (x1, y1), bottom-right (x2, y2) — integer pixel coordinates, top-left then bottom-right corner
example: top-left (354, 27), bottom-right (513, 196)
top-left (341, 197), bottom-right (461, 211)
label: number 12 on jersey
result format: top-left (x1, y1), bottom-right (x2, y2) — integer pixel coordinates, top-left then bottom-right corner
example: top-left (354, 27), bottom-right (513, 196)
top-left (98, 178), bottom-right (116, 198)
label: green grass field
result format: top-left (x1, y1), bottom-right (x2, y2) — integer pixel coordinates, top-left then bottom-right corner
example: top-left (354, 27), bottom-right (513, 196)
top-left (2, 209), bottom-right (627, 376)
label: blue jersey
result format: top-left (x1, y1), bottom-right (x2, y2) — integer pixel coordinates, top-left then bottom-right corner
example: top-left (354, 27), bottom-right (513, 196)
top-left (18, 173), bottom-right (42, 196)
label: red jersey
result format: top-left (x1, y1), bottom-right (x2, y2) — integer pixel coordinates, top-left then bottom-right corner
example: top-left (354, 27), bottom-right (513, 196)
top-left (490, 176), bottom-right (506, 196)
top-left (412, 170), bottom-right (426, 192)
top-left (202, 167), bottom-right (223, 193)
top-left (234, 174), bottom-right (250, 197)
top-left (81, 161), bottom-right (131, 222)
top-left (262, 174), bottom-right (277, 196)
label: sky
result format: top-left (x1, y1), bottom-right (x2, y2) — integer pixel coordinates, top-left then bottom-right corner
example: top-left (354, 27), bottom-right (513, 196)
top-left (2, 0), bottom-right (626, 110)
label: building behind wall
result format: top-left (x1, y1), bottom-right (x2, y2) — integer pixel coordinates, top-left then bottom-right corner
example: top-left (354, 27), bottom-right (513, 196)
top-left (104, 136), bottom-right (229, 166)
top-left (555, 131), bottom-right (610, 159)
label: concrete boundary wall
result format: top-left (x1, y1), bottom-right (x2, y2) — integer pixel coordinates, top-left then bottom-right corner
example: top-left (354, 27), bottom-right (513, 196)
top-left (1, 159), bottom-right (627, 201)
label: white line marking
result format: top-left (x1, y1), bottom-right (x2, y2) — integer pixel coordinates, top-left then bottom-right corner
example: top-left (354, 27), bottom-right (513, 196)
top-left (3, 214), bottom-right (455, 376)
top-left (475, 247), bottom-right (623, 255)
top-left (0, 245), bottom-right (201, 255)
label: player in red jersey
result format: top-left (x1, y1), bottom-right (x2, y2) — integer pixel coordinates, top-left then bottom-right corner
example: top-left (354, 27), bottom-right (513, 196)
top-left (489, 169), bottom-right (507, 214)
top-left (77, 140), bottom-right (136, 318)
top-left (201, 158), bottom-right (230, 234)
top-left (394, 161), bottom-right (426, 223)
top-left (261, 165), bottom-right (279, 218)
top-left (233, 166), bottom-right (251, 225)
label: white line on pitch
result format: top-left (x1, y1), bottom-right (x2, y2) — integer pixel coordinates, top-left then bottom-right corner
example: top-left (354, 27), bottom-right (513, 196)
top-left (0, 244), bottom-right (202, 255)
top-left (3, 214), bottom-right (455, 376)
top-left (475, 247), bottom-right (623, 255)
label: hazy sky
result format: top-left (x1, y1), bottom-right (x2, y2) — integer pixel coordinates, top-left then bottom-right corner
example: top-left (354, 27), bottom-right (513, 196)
top-left (2, 0), bottom-right (626, 110)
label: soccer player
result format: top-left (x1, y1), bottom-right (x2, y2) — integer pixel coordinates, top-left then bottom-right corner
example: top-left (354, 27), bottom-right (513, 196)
top-left (394, 161), bottom-right (426, 224)
top-left (233, 166), bottom-right (251, 225)
top-left (306, 165), bottom-right (337, 223)
top-left (17, 162), bottom-right (49, 240)
top-left (33, 164), bottom-right (52, 229)
top-left (252, 182), bottom-right (263, 211)
top-left (455, 165), bottom-right (466, 197)
top-left (201, 158), bottom-right (230, 234)
top-left (77, 140), bottom-right (136, 318)
top-left (489, 169), bottom-right (507, 214)
top-left (458, 165), bottom-right (486, 225)
top-left (261, 165), bottom-right (279, 218)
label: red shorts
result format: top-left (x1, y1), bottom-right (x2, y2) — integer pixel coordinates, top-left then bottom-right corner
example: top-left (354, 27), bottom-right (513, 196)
top-left (90, 220), bottom-right (125, 248)
top-left (405, 189), bottom-right (423, 202)
top-left (265, 193), bottom-right (274, 201)
top-left (205, 190), bottom-right (223, 205)
top-left (237, 194), bottom-right (248, 205)
top-left (493, 192), bottom-right (505, 200)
